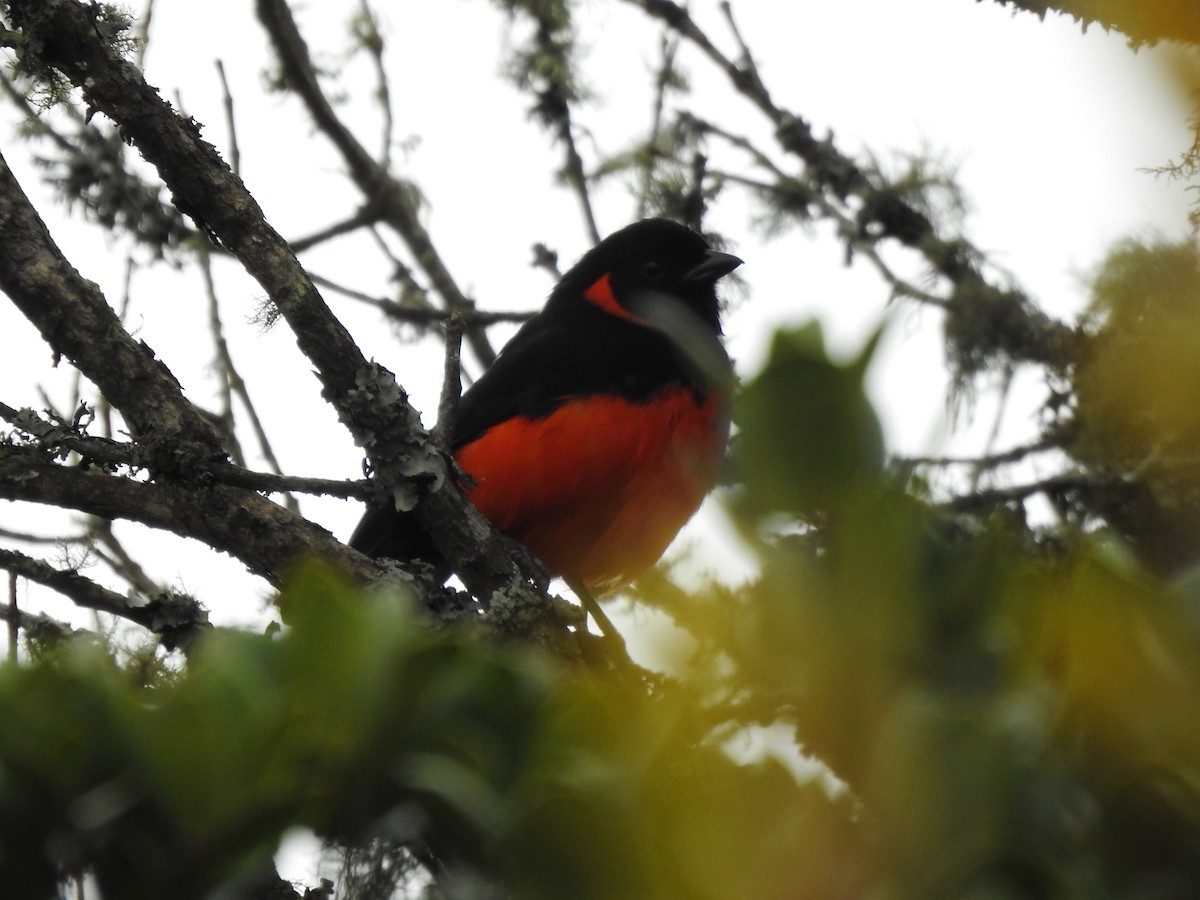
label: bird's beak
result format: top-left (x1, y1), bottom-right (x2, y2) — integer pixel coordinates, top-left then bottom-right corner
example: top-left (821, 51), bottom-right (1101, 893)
top-left (684, 249), bottom-right (743, 284)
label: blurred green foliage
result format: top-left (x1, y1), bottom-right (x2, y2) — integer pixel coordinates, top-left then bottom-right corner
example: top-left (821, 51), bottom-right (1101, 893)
top-left (1058, 239), bottom-right (1200, 573)
top-left (6, 311), bottom-right (1200, 898)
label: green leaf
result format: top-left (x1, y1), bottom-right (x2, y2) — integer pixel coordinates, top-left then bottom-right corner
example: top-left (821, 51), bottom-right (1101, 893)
top-left (734, 322), bottom-right (885, 517)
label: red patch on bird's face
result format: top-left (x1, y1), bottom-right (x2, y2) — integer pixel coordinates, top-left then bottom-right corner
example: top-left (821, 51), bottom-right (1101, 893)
top-left (583, 273), bottom-right (643, 323)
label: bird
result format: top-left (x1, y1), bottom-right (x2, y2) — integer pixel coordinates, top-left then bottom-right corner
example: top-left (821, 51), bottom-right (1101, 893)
top-left (350, 218), bottom-right (741, 631)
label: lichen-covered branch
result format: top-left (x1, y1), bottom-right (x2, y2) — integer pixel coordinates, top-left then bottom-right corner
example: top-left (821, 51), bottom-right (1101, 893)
top-left (0, 595), bottom-right (76, 647)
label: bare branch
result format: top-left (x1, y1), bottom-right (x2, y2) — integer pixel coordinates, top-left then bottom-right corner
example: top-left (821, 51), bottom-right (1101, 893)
top-left (717, 1), bottom-right (755, 70)
top-left (88, 518), bottom-right (163, 597)
top-left (289, 207), bottom-right (383, 253)
top-left (5, 0), bottom-right (412, 457)
top-left (943, 472), bottom-right (1099, 511)
top-left (354, 0), bottom-right (395, 169)
top-left (6, 571), bottom-right (16, 659)
top-left (196, 246), bottom-right (244, 466)
top-left (133, 0), bottom-right (155, 66)
top-left (208, 468), bottom-right (374, 500)
top-left (311, 273), bottom-right (533, 328)
top-left (2, 4), bottom-right (446, 551)
top-left (215, 59), bottom-right (241, 176)
top-left (0, 525), bottom-right (86, 545)
top-left (197, 245), bottom-right (300, 511)
top-left (637, 30), bottom-right (681, 221)
top-left (544, 92), bottom-right (600, 243)
top-left (890, 436), bottom-right (1062, 473)
top-left (0, 547), bottom-right (209, 651)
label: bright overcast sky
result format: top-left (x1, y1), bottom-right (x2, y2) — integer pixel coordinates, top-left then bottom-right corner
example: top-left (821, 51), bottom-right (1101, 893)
top-left (0, 0), bottom-right (1191, 628)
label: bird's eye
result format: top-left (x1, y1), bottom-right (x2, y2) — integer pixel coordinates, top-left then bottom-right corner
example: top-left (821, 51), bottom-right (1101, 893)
top-left (641, 260), bottom-right (665, 281)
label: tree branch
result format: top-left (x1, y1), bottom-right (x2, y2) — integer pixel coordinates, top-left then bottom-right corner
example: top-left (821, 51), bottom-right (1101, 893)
top-left (255, 0), bottom-right (498, 368)
top-left (6, 571), bottom-right (16, 659)
top-left (0, 147), bottom-right (223, 458)
top-left (3, 0), bottom-right (565, 629)
top-left (0, 594), bottom-right (76, 647)
top-left (2, 400), bottom-right (379, 500)
top-left (0, 548), bottom-right (209, 651)
top-left (625, 0), bottom-right (1079, 380)
top-left (0, 443), bottom-right (381, 585)
top-left (311, 273), bottom-right (533, 328)
top-left (289, 207), bottom-right (384, 253)
top-left (5, 0), bottom-right (417, 457)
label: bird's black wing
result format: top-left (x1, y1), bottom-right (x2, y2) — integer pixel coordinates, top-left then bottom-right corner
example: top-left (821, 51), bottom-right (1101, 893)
top-left (452, 304), bottom-right (692, 448)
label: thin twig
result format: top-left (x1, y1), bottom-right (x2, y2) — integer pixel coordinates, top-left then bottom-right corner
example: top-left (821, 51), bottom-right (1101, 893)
top-left (718, 1), bottom-right (754, 68)
top-left (207, 467), bottom-right (374, 499)
top-left (708, 163), bottom-right (949, 309)
top-left (289, 207), bottom-right (383, 253)
top-left (890, 436), bottom-right (1061, 472)
top-left (215, 59), bottom-right (241, 177)
top-left (681, 150), bottom-right (709, 232)
top-left (0, 525), bottom-right (87, 545)
top-left (311, 272), bottom-right (533, 326)
top-left (638, 29), bottom-right (680, 221)
top-left (88, 519), bottom-right (163, 598)
top-left (197, 243), bottom-right (300, 512)
top-left (559, 106), bottom-right (601, 244)
top-left (367, 225), bottom-right (434, 309)
top-left (198, 243), bottom-right (244, 466)
top-left (971, 367), bottom-right (1015, 492)
top-left (7, 571), bottom-right (17, 660)
top-left (944, 473), bottom-right (1098, 511)
top-left (133, 0), bottom-right (155, 67)
top-left (357, 0), bottom-right (394, 170)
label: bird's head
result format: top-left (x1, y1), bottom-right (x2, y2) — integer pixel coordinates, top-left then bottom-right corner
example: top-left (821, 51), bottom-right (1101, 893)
top-left (552, 218), bottom-right (742, 335)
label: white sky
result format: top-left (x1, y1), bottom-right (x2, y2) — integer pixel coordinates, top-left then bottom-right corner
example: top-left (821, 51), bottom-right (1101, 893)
top-left (0, 0), bottom-right (1193, 633)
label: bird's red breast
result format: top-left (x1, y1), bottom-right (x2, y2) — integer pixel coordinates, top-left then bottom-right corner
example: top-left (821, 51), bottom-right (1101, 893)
top-left (457, 385), bottom-right (729, 593)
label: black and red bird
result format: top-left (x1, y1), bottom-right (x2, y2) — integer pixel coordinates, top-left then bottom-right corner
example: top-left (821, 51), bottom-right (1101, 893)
top-left (350, 218), bottom-right (741, 599)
